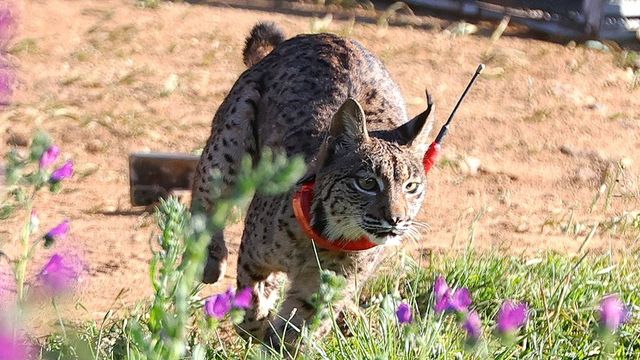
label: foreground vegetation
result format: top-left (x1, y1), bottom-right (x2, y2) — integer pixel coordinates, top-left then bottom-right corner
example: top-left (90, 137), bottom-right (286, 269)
top-left (0, 133), bottom-right (638, 359)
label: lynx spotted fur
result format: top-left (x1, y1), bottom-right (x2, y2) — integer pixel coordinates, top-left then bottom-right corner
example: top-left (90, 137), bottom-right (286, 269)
top-left (192, 22), bottom-right (435, 350)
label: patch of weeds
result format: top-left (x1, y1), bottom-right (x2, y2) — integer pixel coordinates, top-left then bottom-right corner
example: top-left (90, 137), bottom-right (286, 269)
top-left (542, 209), bottom-right (591, 237)
top-left (137, 0), bottom-right (162, 8)
top-left (377, 2), bottom-right (414, 31)
top-left (602, 211), bottom-right (640, 239)
top-left (81, 8), bottom-right (115, 21)
top-left (523, 108), bottom-right (551, 123)
top-left (310, 14), bottom-right (334, 34)
top-left (9, 38), bottom-right (38, 55)
top-left (70, 46), bottom-right (98, 62)
top-left (613, 49), bottom-right (639, 70)
top-left (316, 0), bottom-right (372, 9)
top-left (108, 24), bottom-right (138, 45)
top-left (607, 112), bottom-right (627, 121)
top-left (200, 49), bottom-right (218, 66)
top-left (610, 49), bottom-right (640, 89)
top-left (60, 75), bottom-right (82, 87)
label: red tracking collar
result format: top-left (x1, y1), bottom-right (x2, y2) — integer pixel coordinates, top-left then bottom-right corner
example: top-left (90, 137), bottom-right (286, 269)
top-left (291, 142), bottom-right (441, 252)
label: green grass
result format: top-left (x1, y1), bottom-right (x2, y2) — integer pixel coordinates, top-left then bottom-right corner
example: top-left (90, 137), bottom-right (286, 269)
top-left (36, 249), bottom-right (640, 359)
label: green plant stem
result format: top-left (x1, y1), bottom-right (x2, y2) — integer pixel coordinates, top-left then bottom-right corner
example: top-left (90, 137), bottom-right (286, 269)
top-left (14, 202), bottom-right (33, 307)
top-left (52, 297), bottom-right (68, 340)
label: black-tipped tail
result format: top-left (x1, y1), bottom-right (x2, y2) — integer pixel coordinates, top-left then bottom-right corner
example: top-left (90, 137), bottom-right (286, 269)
top-left (242, 22), bottom-right (286, 67)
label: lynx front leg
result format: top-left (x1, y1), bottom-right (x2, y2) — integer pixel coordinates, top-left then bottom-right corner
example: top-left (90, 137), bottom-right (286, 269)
top-left (235, 257), bottom-right (284, 341)
top-left (191, 79), bottom-right (262, 284)
top-left (264, 266), bottom-right (357, 355)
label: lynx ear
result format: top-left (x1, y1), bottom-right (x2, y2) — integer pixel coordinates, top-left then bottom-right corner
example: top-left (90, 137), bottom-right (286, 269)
top-left (394, 91), bottom-right (435, 154)
top-left (329, 98), bottom-right (369, 143)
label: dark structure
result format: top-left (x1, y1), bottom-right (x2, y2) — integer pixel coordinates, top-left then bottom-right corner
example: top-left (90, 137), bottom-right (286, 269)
top-left (406, 0), bottom-right (640, 40)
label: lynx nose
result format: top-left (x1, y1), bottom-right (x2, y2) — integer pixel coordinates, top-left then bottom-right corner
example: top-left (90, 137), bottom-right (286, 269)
top-left (383, 216), bottom-right (408, 227)
top-left (387, 217), bottom-right (401, 226)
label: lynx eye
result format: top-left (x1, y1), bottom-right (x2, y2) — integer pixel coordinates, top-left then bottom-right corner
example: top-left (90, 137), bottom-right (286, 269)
top-left (404, 181), bottom-right (421, 194)
top-left (354, 177), bottom-right (379, 193)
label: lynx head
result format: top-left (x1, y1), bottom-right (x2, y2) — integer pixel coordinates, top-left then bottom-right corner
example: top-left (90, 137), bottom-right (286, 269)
top-left (308, 97), bottom-right (434, 246)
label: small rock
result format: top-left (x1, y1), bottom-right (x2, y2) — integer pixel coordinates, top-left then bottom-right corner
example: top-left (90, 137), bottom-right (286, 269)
top-left (85, 139), bottom-right (105, 154)
top-left (161, 73), bottom-right (179, 96)
top-left (79, 162), bottom-right (99, 177)
top-left (573, 167), bottom-right (599, 185)
top-left (560, 144), bottom-right (576, 156)
top-left (620, 157), bottom-right (633, 169)
top-left (516, 223), bottom-right (529, 233)
top-left (102, 205), bottom-right (117, 213)
top-left (6, 132), bottom-right (28, 147)
top-left (586, 102), bottom-right (607, 113)
top-left (483, 66), bottom-right (505, 77)
top-left (445, 21), bottom-right (478, 36)
top-left (132, 233), bottom-right (146, 243)
top-left (584, 40), bottom-right (609, 52)
top-left (459, 156), bottom-right (481, 176)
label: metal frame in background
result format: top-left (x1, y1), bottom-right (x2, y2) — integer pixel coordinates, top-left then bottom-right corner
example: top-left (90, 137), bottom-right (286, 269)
top-left (406, 0), bottom-right (640, 41)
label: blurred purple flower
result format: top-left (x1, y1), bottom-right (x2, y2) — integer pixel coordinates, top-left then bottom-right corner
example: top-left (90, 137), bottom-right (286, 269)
top-left (433, 276), bottom-right (472, 313)
top-left (599, 294), bottom-right (629, 332)
top-left (0, 68), bottom-right (14, 106)
top-left (463, 311), bottom-right (482, 341)
top-left (39, 145), bottom-right (60, 169)
top-left (496, 300), bottom-right (528, 334)
top-left (434, 275), bottom-right (448, 298)
top-left (233, 287), bottom-right (253, 309)
top-left (204, 290), bottom-right (234, 319)
top-left (0, 7), bottom-right (17, 47)
top-left (38, 254), bottom-right (81, 295)
top-left (396, 302), bottom-right (413, 324)
top-left (437, 288), bottom-right (472, 313)
top-left (0, 332), bottom-right (31, 360)
top-left (44, 219), bottom-right (69, 247)
top-left (205, 287), bottom-right (256, 319)
top-left (49, 160), bottom-right (74, 183)
top-left (0, 264), bottom-right (15, 304)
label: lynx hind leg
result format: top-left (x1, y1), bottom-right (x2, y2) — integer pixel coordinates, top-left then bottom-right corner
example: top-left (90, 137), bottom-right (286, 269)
top-left (191, 80), bottom-right (262, 284)
top-left (234, 196), bottom-right (288, 340)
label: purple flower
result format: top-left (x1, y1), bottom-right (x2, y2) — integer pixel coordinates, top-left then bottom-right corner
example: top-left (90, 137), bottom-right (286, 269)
top-left (433, 276), bottom-right (472, 313)
top-left (434, 275), bottom-right (448, 299)
top-left (233, 287), bottom-right (253, 309)
top-left (496, 300), bottom-right (528, 334)
top-left (396, 302), bottom-right (413, 324)
top-left (0, 264), bottom-right (15, 304)
top-left (0, 7), bottom-right (17, 48)
top-left (0, 332), bottom-right (31, 360)
top-left (49, 160), bottom-right (74, 183)
top-left (462, 311), bottom-right (482, 341)
top-left (44, 219), bottom-right (69, 247)
top-left (39, 145), bottom-right (60, 169)
top-left (205, 287), bottom-right (256, 319)
top-left (599, 294), bottom-right (629, 332)
top-left (204, 290), bottom-right (234, 319)
top-left (0, 68), bottom-right (14, 106)
top-left (38, 254), bottom-right (81, 295)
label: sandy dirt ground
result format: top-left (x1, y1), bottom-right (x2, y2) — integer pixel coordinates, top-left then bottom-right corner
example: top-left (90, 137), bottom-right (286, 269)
top-left (1, 0), bottom-right (639, 327)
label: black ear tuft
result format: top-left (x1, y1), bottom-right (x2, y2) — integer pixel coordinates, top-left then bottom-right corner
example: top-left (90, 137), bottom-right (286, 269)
top-left (394, 90), bottom-right (435, 149)
top-left (296, 172), bottom-right (316, 185)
